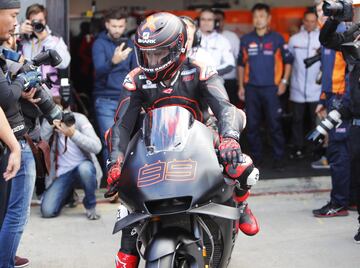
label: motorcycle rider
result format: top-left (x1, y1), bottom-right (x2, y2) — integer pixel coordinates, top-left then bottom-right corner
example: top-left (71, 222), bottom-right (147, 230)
top-left (105, 12), bottom-right (260, 267)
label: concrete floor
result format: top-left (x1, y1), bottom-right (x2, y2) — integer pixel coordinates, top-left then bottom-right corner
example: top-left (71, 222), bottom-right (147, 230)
top-left (19, 189), bottom-right (360, 268)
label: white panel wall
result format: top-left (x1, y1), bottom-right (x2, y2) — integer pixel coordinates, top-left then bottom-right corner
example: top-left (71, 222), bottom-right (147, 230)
top-left (20, 0), bottom-right (46, 21)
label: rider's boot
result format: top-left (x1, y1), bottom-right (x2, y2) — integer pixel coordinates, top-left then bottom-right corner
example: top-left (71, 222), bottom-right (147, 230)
top-left (234, 189), bottom-right (259, 236)
top-left (115, 251), bottom-right (139, 268)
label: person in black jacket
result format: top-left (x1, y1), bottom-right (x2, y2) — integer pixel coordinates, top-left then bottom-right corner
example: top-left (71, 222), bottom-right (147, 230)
top-left (105, 12), bottom-right (260, 268)
top-left (0, 1), bottom-right (43, 267)
top-left (319, 10), bottom-right (360, 243)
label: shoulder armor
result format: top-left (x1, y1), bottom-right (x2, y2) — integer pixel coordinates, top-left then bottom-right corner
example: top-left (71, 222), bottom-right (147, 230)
top-left (123, 67), bottom-right (142, 91)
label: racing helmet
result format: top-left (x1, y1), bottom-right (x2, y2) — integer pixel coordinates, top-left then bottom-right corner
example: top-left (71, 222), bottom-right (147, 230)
top-left (135, 12), bottom-right (188, 83)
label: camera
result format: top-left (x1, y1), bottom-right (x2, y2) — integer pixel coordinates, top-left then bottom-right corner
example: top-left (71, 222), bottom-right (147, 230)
top-left (60, 78), bottom-right (75, 127)
top-left (304, 52), bottom-right (322, 69)
top-left (341, 41), bottom-right (360, 63)
top-left (31, 20), bottom-right (46, 33)
top-left (307, 109), bottom-right (343, 144)
top-left (15, 50), bottom-right (63, 124)
top-left (61, 111), bottom-right (75, 127)
top-left (323, 0), bottom-right (354, 22)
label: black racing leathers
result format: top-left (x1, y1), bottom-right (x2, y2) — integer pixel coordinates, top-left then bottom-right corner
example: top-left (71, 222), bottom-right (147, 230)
top-left (320, 19), bottom-right (360, 119)
top-left (108, 59), bottom-right (245, 165)
top-left (0, 52), bottom-right (27, 139)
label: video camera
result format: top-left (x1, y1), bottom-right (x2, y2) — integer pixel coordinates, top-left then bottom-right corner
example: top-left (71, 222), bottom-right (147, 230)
top-left (323, 0), bottom-right (354, 22)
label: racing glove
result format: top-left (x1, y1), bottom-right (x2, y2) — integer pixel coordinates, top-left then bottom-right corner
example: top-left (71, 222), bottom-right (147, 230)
top-left (104, 156), bottom-right (124, 198)
top-left (218, 137), bottom-right (243, 167)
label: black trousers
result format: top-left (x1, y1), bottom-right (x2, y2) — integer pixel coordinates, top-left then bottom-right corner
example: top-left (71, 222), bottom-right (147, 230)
top-left (291, 101), bottom-right (318, 148)
top-left (349, 125), bottom-right (360, 223)
top-left (0, 150), bottom-right (11, 229)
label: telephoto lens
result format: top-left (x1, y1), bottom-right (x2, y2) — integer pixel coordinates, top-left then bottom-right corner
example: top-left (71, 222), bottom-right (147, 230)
top-left (307, 109), bottom-right (342, 145)
top-left (322, 0), bottom-right (353, 22)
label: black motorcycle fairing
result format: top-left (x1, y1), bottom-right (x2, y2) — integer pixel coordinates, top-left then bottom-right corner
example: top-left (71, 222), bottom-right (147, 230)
top-left (112, 201), bottom-right (240, 234)
top-left (189, 202), bottom-right (240, 220)
top-left (113, 212), bottom-right (150, 234)
top-left (143, 226), bottom-right (203, 265)
top-left (117, 107), bottom-right (233, 213)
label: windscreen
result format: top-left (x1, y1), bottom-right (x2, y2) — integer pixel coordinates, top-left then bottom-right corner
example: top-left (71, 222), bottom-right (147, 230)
top-left (143, 106), bottom-right (194, 154)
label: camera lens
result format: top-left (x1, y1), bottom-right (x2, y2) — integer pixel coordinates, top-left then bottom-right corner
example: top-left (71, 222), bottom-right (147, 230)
top-left (323, 1), bottom-right (344, 17)
top-left (31, 20), bottom-right (45, 33)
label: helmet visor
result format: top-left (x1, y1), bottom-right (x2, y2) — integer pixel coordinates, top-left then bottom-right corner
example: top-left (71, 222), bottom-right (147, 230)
top-left (135, 41), bottom-right (181, 72)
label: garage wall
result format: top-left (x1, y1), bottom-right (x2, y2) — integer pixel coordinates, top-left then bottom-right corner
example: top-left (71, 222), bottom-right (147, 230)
top-left (69, 0), bottom-right (316, 17)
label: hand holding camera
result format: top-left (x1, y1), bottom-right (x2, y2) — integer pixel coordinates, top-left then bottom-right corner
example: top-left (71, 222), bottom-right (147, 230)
top-left (21, 87), bottom-right (41, 104)
top-left (18, 70), bottom-right (42, 91)
top-left (112, 42), bottom-right (133, 65)
top-left (20, 19), bottom-right (47, 39)
top-left (53, 119), bottom-right (75, 138)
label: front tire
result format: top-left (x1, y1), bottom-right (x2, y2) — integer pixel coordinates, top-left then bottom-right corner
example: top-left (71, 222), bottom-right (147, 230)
top-left (145, 254), bottom-right (173, 268)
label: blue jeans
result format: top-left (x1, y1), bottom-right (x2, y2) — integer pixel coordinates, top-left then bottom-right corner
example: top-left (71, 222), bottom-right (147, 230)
top-left (0, 141), bottom-right (36, 268)
top-left (94, 97), bottom-right (119, 169)
top-left (41, 160), bottom-right (97, 218)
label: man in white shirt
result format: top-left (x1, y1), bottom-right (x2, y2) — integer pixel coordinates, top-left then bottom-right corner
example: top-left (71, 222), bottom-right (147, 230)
top-left (288, 9), bottom-right (321, 158)
top-left (214, 9), bottom-right (241, 105)
top-left (198, 9), bottom-right (235, 81)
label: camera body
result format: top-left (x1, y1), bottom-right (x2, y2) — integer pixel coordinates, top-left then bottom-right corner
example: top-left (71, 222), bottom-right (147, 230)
top-left (31, 20), bottom-right (46, 33)
top-left (10, 50), bottom-right (64, 124)
top-left (61, 111), bottom-right (75, 127)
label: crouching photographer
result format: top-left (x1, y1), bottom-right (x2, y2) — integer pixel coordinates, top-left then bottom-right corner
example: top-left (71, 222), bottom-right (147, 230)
top-left (40, 78), bottom-right (103, 220)
top-left (308, 0), bottom-right (360, 243)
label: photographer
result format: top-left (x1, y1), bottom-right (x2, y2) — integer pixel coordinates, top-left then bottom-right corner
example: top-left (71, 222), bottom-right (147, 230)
top-left (40, 100), bottom-right (102, 220)
top-left (318, 0), bottom-right (360, 242)
top-left (0, 1), bottom-right (42, 267)
top-left (310, 0), bottom-right (353, 219)
top-left (92, 9), bottom-right (137, 172)
top-left (19, 3), bottom-right (70, 99)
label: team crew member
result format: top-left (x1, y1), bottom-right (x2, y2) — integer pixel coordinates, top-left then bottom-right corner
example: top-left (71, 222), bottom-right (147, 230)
top-left (198, 8), bottom-right (235, 77)
top-left (237, 3), bottom-right (293, 168)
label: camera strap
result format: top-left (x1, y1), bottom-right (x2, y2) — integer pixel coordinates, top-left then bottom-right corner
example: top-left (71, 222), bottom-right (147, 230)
top-left (24, 133), bottom-right (51, 177)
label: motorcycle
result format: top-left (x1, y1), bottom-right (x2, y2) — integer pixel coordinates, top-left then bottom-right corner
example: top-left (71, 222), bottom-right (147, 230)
top-left (113, 106), bottom-right (240, 267)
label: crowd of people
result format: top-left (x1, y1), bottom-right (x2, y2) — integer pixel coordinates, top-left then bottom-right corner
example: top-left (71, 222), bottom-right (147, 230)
top-left (0, 0), bottom-right (359, 267)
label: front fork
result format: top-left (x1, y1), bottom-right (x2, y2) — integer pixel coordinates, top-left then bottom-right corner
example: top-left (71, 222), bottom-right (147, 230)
top-left (191, 215), bottom-right (210, 267)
